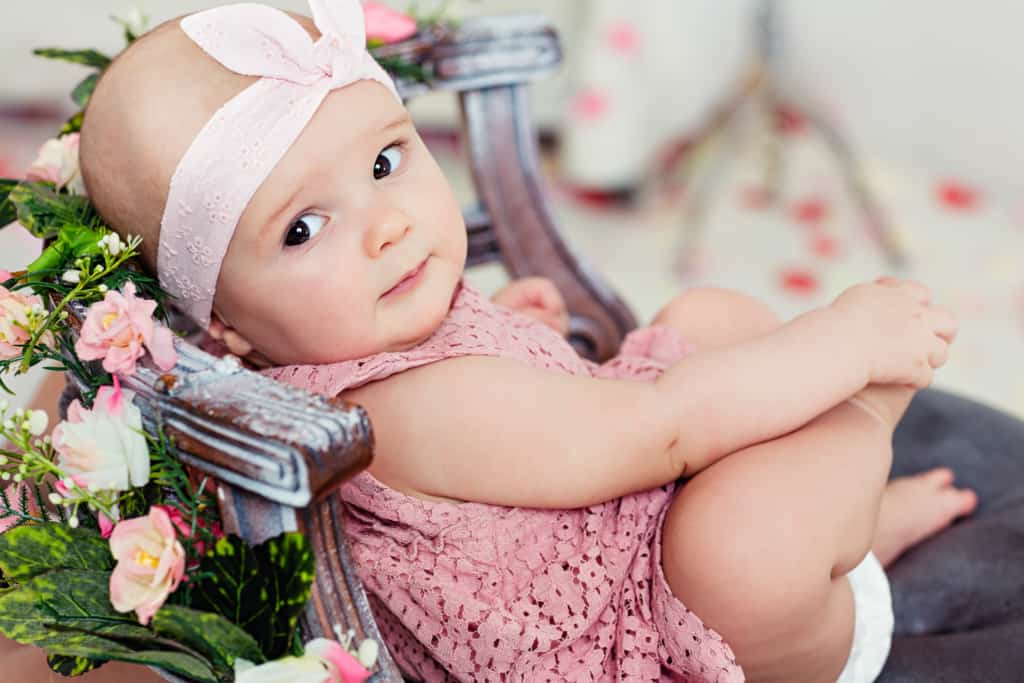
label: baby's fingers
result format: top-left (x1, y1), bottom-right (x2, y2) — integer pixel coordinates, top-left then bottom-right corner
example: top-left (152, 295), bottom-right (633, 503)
top-left (927, 335), bottom-right (950, 369)
top-left (928, 305), bottom-right (959, 343)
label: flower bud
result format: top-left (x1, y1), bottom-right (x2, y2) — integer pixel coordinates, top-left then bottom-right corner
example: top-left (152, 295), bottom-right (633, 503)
top-left (26, 410), bottom-right (48, 436)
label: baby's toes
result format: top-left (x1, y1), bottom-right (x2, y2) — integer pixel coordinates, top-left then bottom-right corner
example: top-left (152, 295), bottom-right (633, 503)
top-left (920, 466), bottom-right (955, 488)
top-left (943, 486), bottom-right (978, 519)
top-left (927, 485), bottom-right (978, 529)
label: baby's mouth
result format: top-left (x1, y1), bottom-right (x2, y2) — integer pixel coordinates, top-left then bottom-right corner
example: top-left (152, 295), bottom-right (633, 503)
top-left (382, 257), bottom-right (428, 298)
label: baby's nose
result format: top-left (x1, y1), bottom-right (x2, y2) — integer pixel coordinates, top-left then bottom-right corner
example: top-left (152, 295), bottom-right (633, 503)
top-left (364, 207), bottom-right (412, 256)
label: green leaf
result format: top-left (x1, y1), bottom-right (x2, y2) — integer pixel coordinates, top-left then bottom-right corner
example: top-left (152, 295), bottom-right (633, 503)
top-left (47, 641), bottom-right (218, 683)
top-left (25, 223), bottom-right (106, 277)
top-left (152, 605), bottom-right (265, 678)
top-left (0, 570), bottom-right (151, 645)
top-left (0, 523), bottom-right (113, 583)
top-left (61, 111), bottom-right (85, 137)
top-left (10, 182), bottom-right (99, 240)
top-left (0, 570), bottom-right (219, 682)
top-left (71, 73), bottom-right (99, 108)
top-left (261, 533), bottom-right (315, 653)
top-left (47, 653), bottom-right (106, 677)
top-left (191, 533), bottom-right (314, 659)
top-left (33, 49), bottom-right (111, 69)
top-left (0, 178), bottom-right (18, 226)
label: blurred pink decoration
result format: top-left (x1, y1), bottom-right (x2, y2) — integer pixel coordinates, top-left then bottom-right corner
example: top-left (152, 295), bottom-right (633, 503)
top-left (363, 1), bottom-right (417, 43)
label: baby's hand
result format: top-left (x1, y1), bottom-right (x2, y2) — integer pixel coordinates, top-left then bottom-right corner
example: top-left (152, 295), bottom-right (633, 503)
top-left (491, 277), bottom-right (570, 336)
top-left (830, 277), bottom-right (958, 388)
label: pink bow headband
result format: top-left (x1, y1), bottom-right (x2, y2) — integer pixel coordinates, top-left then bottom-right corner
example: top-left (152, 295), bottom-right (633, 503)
top-left (157, 0), bottom-right (400, 327)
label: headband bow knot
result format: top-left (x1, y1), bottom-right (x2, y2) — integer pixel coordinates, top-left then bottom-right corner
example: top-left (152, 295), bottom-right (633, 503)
top-left (158, 0), bottom-right (399, 327)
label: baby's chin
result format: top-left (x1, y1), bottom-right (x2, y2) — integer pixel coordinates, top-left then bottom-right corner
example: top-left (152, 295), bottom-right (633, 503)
top-left (253, 311), bottom-right (446, 367)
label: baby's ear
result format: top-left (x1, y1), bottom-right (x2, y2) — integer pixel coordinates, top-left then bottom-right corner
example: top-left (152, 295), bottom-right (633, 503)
top-left (207, 314), bottom-right (255, 357)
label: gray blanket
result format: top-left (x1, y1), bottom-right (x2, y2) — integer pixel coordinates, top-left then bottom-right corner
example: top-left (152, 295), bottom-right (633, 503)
top-left (882, 389), bottom-right (1024, 681)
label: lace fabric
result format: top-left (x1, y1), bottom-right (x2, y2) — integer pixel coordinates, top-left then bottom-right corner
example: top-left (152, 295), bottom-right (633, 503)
top-left (265, 282), bottom-right (743, 681)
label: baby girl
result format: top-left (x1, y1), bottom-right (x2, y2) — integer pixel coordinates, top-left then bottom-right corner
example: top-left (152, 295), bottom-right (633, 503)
top-left (68, 1), bottom-right (977, 681)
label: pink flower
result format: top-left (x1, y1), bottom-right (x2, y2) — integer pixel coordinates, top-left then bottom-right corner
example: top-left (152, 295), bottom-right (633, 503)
top-left (0, 271), bottom-right (48, 360)
top-left (75, 282), bottom-right (177, 375)
top-left (98, 511), bottom-right (117, 539)
top-left (108, 506), bottom-right (186, 625)
top-left (363, 1), bottom-right (417, 44)
top-left (25, 134), bottom-right (86, 195)
top-left (152, 504), bottom-right (223, 559)
top-left (52, 378), bottom-right (150, 497)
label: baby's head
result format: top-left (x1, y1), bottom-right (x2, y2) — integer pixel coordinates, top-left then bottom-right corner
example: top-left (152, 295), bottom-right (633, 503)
top-left (80, 0), bottom-right (467, 366)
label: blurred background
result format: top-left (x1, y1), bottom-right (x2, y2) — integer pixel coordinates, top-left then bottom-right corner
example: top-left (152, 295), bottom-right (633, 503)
top-left (2, 1), bottom-right (1023, 416)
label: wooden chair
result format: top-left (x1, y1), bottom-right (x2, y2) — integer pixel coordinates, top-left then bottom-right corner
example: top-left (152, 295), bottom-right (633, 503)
top-left (56, 12), bottom-right (1024, 683)
top-left (58, 13), bottom-right (634, 682)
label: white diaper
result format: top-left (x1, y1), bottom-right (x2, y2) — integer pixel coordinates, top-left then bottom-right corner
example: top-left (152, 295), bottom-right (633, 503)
top-left (835, 551), bottom-right (894, 683)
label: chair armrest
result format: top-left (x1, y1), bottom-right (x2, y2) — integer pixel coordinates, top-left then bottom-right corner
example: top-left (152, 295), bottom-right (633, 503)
top-left (62, 303), bottom-right (373, 508)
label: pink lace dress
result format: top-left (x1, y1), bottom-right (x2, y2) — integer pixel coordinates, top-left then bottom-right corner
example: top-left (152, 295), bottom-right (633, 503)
top-left (265, 282), bottom-right (744, 682)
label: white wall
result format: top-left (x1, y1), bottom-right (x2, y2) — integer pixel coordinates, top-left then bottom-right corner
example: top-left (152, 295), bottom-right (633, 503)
top-left (776, 0), bottom-right (1024, 197)
top-left (5, 2), bottom-right (1021, 194)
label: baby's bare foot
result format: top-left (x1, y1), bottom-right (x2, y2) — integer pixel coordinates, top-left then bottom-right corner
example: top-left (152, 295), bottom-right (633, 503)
top-left (872, 468), bottom-right (978, 567)
top-left (849, 384), bottom-right (916, 430)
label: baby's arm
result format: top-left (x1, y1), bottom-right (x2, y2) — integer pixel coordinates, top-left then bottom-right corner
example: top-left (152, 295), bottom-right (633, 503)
top-left (348, 279), bottom-right (955, 509)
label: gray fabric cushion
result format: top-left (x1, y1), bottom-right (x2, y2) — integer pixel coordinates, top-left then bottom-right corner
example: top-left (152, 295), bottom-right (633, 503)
top-left (881, 389), bottom-right (1024, 681)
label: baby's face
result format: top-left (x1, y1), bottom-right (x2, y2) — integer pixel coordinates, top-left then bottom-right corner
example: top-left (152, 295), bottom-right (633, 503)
top-left (214, 81), bottom-right (468, 365)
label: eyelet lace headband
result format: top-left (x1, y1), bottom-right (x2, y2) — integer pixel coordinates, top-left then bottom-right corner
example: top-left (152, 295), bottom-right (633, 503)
top-left (157, 0), bottom-right (400, 327)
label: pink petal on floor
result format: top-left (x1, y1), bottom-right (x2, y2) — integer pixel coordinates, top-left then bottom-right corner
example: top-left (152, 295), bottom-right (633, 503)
top-left (779, 267), bottom-right (820, 295)
top-left (775, 106), bottom-right (807, 135)
top-left (570, 89), bottom-right (610, 122)
top-left (790, 197), bottom-right (830, 225)
top-left (809, 234), bottom-right (842, 259)
top-left (605, 21), bottom-right (641, 56)
top-left (936, 180), bottom-right (980, 210)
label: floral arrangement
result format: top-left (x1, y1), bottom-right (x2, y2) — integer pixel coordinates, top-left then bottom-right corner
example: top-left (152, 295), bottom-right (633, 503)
top-left (0, 4), bottom-right (441, 681)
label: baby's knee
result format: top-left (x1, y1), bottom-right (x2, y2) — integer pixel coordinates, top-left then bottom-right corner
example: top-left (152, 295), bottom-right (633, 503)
top-left (662, 490), bottom-right (855, 680)
top-left (653, 287), bottom-right (781, 350)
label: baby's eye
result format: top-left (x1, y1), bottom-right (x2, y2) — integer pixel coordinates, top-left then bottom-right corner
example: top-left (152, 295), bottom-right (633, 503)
top-left (284, 213), bottom-right (326, 247)
top-left (373, 144), bottom-right (403, 180)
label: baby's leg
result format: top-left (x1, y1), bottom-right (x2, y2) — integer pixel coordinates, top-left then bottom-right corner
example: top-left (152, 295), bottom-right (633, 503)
top-left (650, 288), bottom-right (954, 681)
top-left (661, 394), bottom-right (902, 683)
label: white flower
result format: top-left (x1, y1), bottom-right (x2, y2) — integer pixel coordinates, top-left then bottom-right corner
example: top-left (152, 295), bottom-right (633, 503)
top-left (48, 493), bottom-right (63, 505)
top-left (355, 639), bottom-right (379, 669)
top-left (98, 233), bottom-right (123, 256)
top-left (234, 637), bottom-right (373, 683)
top-left (51, 381), bottom-right (149, 498)
top-left (116, 8), bottom-right (149, 37)
top-left (62, 270), bottom-right (81, 284)
top-left (26, 409), bottom-right (48, 436)
top-left (25, 134), bottom-right (85, 196)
